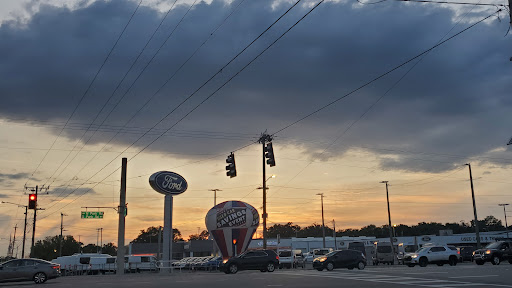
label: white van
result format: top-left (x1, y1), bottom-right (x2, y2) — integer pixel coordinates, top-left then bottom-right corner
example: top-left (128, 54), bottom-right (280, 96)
top-left (125, 255), bottom-right (158, 272)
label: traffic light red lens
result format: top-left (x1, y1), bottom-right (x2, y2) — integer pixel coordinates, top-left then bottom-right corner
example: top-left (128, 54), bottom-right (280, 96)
top-left (30, 195), bottom-right (36, 200)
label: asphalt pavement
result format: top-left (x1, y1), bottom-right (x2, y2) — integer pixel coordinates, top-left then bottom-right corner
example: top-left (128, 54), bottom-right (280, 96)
top-left (1, 263), bottom-right (511, 287)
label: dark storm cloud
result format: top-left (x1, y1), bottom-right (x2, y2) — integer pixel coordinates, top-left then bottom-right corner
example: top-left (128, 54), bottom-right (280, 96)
top-left (0, 0), bottom-right (511, 173)
top-left (0, 172), bottom-right (32, 187)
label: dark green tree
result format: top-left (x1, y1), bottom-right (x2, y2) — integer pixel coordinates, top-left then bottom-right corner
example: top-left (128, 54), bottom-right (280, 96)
top-left (32, 235), bottom-right (81, 260)
top-left (82, 243), bottom-right (99, 253)
top-left (132, 226), bottom-right (183, 243)
top-left (267, 222), bottom-right (301, 238)
top-left (101, 242), bottom-right (117, 256)
top-left (189, 230), bottom-right (209, 241)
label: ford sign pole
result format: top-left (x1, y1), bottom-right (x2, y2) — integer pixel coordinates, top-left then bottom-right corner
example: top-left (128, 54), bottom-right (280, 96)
top-left (149, 171), bottom-right (188, 273)
top-left (163, 195), bottom-right (172, 273)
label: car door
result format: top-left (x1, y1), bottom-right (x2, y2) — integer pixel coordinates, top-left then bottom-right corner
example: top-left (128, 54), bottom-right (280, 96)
top-left (18, 259), bottom-right (37, 280)
top-left (331, 252), bottom-right (343, 267)
top-left (239, 251), bottom-right (256, 269)
top-left (429, 247), bottom-right (446, 262)
top-left (500, 242), bottom-right (511, 259)
top-left (0, 260), bottom-right (22, 281)
top-left (253, 251), bottom-right (269, 269)
top-left (337, 251), bottom-right (351, 268)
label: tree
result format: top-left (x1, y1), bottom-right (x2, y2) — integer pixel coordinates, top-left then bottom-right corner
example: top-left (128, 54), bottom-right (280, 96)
top-left (82, 244), bottom-right (99, 253)
top-left (189, 230), bottom-right (209, 241)
top-left (32, 235), bottom-right (81, 260)
top-left (267, 222), bottom-right (301, 238)
top-left (132, 226), bottom-right (183, 243)
top-left (101, 242), bottom-right (117, 256)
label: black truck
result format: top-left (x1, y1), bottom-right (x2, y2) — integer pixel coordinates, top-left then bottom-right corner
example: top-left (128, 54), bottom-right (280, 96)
top-left (473, 241), bottom-right (512, 265)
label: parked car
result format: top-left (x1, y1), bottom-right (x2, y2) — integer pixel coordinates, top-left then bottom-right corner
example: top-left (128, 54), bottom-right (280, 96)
top-left (313, 249), bottom-right (366, 271)
top-left (0, 258), bottom-right (60, 284)
top-left (303, 248), bottom-right (333, 263)
top-left (473, 241), bottom-right (512, 265)
top-left (375, 242), bottom-right (397, 265)
top-left (404, 244), bottom-right (459, 267)
top-left (221, 250), bottom-right (279, 274)
top-left (458, 246), bottom-right (476, 262)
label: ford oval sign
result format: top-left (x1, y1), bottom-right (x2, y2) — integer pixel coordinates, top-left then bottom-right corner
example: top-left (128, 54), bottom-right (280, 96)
top-left (149, 171), bottom-right (188, 195)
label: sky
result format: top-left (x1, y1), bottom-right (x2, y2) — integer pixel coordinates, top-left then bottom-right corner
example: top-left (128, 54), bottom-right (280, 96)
top-left (0, 0), bottom-right (511, 256)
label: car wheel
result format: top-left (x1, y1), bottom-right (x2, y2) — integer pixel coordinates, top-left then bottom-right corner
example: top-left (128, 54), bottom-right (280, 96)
top-left (357, 262), bottom-right (365, 270)
top-left (229, 264), bottom-right (238, 274)
top-left (491, 255), bottom-right (500, 265)
top-left (326, 262), bottom-right (334, 271)
top-left (508, 259), bottom-right (512, 264)
top-left (407, 264), bottom-right (415, 267)
top-left (266, 262), bottom-right (276, 272)
top-left (449, 256), bottom-right (458, 266)
top-left (419, 257), bottom-right (428, 267)
top-left (33, 272), bottom-right (47, 284)
top-left (475, 260), bottom-right (485, 265)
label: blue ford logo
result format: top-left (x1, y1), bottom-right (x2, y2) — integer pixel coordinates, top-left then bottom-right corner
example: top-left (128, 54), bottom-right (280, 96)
top-left (149, 171), bottom-right (188, 195)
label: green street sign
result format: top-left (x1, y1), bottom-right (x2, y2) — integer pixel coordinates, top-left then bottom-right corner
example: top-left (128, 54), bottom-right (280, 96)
top-left (81, 211), bottom-right (104, 219)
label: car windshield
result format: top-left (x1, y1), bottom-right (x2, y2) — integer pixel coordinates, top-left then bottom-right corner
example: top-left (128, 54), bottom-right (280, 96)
top-left (325, 251), bottom-right (338, 257)
top-left (416, 247), bottom-right (428, 253)
top-left (485, 242), bottom-right (501, 249)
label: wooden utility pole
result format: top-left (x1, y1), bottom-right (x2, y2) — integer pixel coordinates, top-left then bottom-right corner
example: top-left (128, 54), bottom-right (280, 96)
top-left (117, 158), bottom-right (127, 275)
top-left (465, 163), bottom-right (481, 248)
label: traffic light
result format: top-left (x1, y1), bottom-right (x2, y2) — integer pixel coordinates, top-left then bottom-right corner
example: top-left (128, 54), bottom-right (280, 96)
top-left (264, 142), bottom-right (275, 167)
top-left (226, 153), bottom-right (237, 178)
top-left (28, 194), bottom-right (37, 210)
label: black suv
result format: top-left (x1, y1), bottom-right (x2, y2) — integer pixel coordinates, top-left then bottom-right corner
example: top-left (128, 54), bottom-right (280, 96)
top-left (221, 250), bottom-right (279, 274)
top-left (473, 241), bottom-right (512, 265)
top-left (313, 249), bottom-right (366, 271)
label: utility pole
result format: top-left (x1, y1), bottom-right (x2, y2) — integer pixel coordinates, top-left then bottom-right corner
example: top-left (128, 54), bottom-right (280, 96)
top-left (100, 228), bottom-right (103, 253)
top-left (1, 202), bottom-right (29, 258)
top-left (381, 181), bottom-right (396, 263)
top-left (333, 219), bottom-right (337, 250)
top-left (209, 189), bottom-right (222, 206)
top-left (258, 133), bottom-right (271, 249)
top-left (465, 163), bottom-right (481, 249)
top-left (499, 204), bottom-right (509, 239)
top-left (317, 193), bottom-right (326, 248)
top-left (59, 213), bottom-right (67, 257)
top-left (25, 185), bottom-right (49, 257)
top-left (117, 157), bottom-right (127, 275)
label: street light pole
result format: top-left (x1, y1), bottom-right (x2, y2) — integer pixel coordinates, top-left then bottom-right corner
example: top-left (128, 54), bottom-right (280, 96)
top-left (381, 181), bottom-right (395, 263)
top-left (465, 163), bottom-right (481, 249)
top-left (209, 189), bottom-right (222, 207)
top-left (499, 204), bottom-right (509, 239)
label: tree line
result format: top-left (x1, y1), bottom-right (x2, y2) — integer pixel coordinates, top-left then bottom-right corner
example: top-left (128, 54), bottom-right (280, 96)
top-left (266, 215), bottom-right (506, 238)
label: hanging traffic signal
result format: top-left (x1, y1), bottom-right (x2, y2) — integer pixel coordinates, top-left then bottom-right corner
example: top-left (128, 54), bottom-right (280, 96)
top-left (226, 153), bottom-right (237, 178)
top-left (264, 142), bottom-right (275, 167)
top-left (28, 194), bottom-right (37, 210)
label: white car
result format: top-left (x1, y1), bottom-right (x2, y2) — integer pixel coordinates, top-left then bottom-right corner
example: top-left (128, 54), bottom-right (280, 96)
top-left (404, 245), bottom-right (459, 267)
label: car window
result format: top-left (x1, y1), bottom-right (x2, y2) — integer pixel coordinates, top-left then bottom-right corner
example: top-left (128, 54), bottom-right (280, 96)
top-left (254, 251), bottom-right (268, 257)
top-left (141, 257), bottom-right (151, 263)
top-left (485, 242), bottom-right (501, 249)
top-left (279, 251), bottom-right (292, 257)
top-left (430, 247), bottom-right (446, 252)
top-left (2, 260), bottom-right (20, 268)
top-left (21, 260), bottom-right (37, 266)
top-left (80, 257), bottom-right (90, 264)
top-left (106, 258), bottom-right (116, 264)
top-left (243, 252), bottom-right (256, 258)
top-left (377, 246), bottom-right (392, 253)
top-left (448, 246), bottom-right (457, 251)
top-left (501, 243), bottom-right (509, 250)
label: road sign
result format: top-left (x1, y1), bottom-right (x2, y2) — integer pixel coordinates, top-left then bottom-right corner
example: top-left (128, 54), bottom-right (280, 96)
top-left (81, 211), bottom-right (104, 219)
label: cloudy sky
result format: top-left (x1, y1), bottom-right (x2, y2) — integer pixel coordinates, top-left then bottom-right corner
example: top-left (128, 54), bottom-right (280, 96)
top-left (0, 0), bottom-right (511, 255)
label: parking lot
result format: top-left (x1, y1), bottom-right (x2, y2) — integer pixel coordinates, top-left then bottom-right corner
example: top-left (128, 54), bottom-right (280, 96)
top-left (2, 262), bottom-right (510, 288)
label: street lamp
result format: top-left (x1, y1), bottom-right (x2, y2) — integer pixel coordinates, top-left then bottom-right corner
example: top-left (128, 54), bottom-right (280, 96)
top-left (393, 224), bottom-right (397, 238)
top-left (499, 204), bottom-right (509, 240)
top-left (316, 193), bottom-right (326, 248)
top-left (465, 163), bottom-right (481, 249)
top-left (2, 201), bottom-right (28, 258)
top-left (209, 189), bottom-right (222, 206)
top-left (380, 181), bottom-right (395, 263)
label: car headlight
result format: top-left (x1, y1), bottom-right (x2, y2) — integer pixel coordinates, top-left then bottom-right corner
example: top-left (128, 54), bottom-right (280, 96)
top-left (411, 255), bottom-right (418, 258)
top-left (485, 250), bottom-right (491, 255)
top-left (472, 251), bottom-right (475, 255)
top-left (222, 259), bottom-right (228, 264)
top-left (319, 257), bottom-right (327, 262)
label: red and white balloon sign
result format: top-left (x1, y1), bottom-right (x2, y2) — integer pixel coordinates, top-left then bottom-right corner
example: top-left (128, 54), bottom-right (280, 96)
top-left (205, 201), bottom-right (259, 259)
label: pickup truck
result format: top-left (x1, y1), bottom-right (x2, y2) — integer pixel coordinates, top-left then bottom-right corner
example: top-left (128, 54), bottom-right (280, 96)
top-left (473, 241), bottom-right (512, 265)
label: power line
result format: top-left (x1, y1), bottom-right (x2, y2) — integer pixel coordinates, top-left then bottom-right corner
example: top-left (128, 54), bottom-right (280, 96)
top-left (271, 9), bottom-right (501, 137)
top-left (37, 0), bottom-right (323, 220)
top-left (23, 0), bottom-right (143, 188)
top-left (357, 0), bottom-right (507, 7)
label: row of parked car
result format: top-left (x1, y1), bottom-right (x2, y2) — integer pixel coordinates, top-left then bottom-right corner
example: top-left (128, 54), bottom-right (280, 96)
top-left (171, 256), bottom-right (222, 270)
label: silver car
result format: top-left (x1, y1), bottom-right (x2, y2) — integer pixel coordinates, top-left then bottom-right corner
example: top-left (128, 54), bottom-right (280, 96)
top-left (0, 258), bottom-right (60, 284)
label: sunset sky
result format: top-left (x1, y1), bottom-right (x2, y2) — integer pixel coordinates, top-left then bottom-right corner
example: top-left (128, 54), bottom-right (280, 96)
top-left (0, 0), bottom-right (511, 255)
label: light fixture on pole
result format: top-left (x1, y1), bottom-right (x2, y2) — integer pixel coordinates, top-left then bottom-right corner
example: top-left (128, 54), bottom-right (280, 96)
top-left (317, 193), bottom-right (326, 248)
top-left (380, 181), bottom-right (396, 263)
top-left (209, 189), bottom-right (222, 206)
top-left (499, 204), bottom-right (509, 239)
top-left (465, 163), bottom-right (481, 249)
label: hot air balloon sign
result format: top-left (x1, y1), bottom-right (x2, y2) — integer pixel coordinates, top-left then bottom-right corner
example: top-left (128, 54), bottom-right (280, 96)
top-left (205, 201), bottom-right (259, 259)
